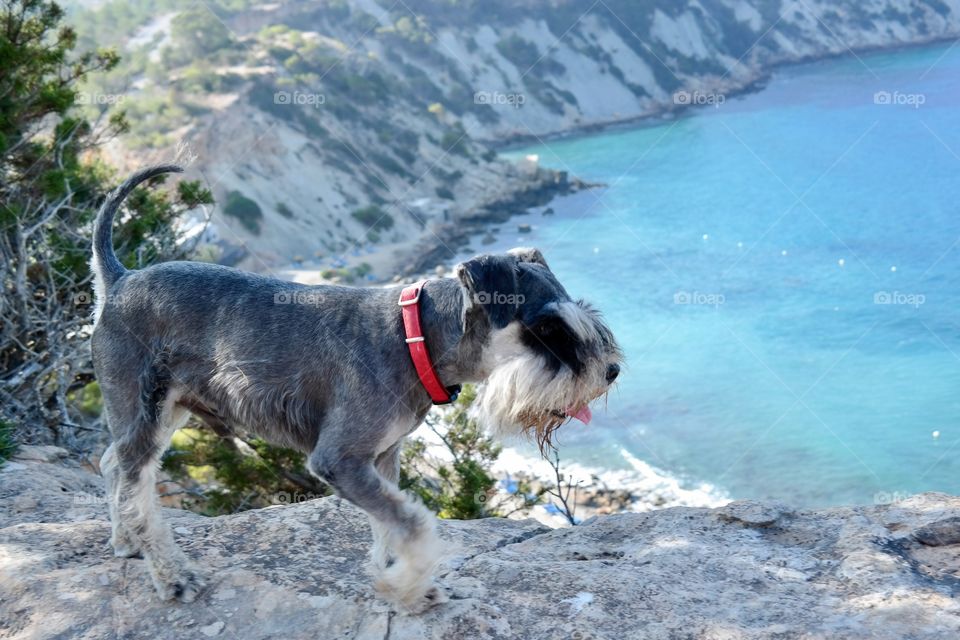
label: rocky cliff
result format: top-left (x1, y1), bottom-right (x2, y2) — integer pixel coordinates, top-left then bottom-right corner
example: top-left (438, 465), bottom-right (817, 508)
top-left (75, 0), bottom-right (960, 275)
top-left (4, 446), bottom-right (960, 639)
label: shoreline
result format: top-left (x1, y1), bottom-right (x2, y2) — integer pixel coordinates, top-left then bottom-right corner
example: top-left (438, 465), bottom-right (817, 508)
top-left (409, 422), bottom-right (728, 528)
top-left (483, 33), bottom-right (960, 151)
top-left (273, 36), bottom-right (960, 285)
top-left (395, 170), bottom-right (600, 279)
top-left (389, 33), bottom-right (960, 280)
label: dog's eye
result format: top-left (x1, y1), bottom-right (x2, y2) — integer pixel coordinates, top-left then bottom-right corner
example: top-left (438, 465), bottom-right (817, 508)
top-left (534, 318), bottom-right (563, 339)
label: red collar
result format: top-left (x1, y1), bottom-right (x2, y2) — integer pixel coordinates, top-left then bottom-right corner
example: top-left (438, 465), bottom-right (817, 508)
top-left (399, 280), bottom-right (460, 405)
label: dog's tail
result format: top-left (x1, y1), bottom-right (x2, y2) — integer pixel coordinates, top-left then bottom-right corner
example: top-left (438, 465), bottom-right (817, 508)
top-left (91, 164), bottom-right (183, 309)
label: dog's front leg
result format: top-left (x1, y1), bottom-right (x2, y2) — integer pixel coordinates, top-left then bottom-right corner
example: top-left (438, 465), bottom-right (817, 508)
top-left (309, 447), bottom-right (446, 614)
top-left (369, 441), bottom-right (403, 572)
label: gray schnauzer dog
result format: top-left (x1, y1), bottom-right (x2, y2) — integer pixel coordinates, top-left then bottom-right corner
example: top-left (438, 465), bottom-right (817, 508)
top-left (92, 165), bottom-right (622, 613)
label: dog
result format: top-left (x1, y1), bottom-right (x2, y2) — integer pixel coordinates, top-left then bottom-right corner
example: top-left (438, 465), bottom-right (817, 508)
top-left (92, 165), bottom-right (623, 613)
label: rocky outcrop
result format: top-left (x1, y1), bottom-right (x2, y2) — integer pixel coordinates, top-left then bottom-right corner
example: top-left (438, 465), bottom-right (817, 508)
top-left (3, 446), bottom-right (960, 639)
top-left (398, 169), bottom-right (595, 276)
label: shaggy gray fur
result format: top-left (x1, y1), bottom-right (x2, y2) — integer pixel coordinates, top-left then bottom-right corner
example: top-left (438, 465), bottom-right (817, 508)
top-left (91, 166), bottom-right (622, 613)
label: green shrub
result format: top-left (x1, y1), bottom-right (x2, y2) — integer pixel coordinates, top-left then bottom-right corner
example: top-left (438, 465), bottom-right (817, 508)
top-left (436, 186), bottom-right (455, 200)
top-left (369, 151), bottom-right (411, 179)
top-left (351, 205), bottom-right (393, 231)
top-left (276, 202), bottom-right (295, 219)
top-left (321, 267), bottom-right (354, 283)
top-left (223, 190), bottom-right (263, 234)
top-left (400, 386), bottom-right (501, 519)
top-left (163, 7), bottom-right (237, 68)
top-left (440, 129), bottom-right (471, 158)
top-left (0, 421), bottom-right (17, 468)
top-left (353, 262), bottom-right (373, 278)
top-left (0, 0), bottom-right (213, 445)
top-left (496, 34), bottom-right (565, 75)
top-left (435, 168), bottom-right (464, 184)
top-left (155, 389), bottom-right (534, 520)
top-left (72, 381), bottom-right (103, 417)
top-left (162, 427), bottom-right (330, 515)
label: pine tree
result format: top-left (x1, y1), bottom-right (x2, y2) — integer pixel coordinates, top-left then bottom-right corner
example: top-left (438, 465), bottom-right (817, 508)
top-left (0, 0), bottom-right (212, 447)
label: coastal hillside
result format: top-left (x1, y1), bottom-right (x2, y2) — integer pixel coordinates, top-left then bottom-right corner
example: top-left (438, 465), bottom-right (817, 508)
top-left (4, 445), bottom-right (960, 639)
top-left (72, 0), bottom-right (960, 274)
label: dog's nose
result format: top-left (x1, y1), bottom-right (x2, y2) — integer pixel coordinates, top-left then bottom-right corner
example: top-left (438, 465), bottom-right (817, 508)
top-left (606, 363), bottom-right (620, 383)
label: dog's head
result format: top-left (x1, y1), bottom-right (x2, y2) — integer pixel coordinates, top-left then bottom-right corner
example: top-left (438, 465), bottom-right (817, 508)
top-left (455, 247), bottom-right (623, 453)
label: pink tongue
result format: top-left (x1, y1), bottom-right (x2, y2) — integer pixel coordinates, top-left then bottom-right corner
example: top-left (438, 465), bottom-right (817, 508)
top-left (567, 404), bottom-right (592, 424)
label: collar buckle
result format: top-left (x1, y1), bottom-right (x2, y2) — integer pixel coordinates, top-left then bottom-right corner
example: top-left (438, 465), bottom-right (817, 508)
top-left (398, 286), bottom-right (421, 307)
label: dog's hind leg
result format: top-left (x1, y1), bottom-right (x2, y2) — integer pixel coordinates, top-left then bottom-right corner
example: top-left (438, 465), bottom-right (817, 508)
top-left (310, 437), bottom-right (446, 614)
top-left (100, 441), bottom-right (141, 558)
top-left (113, 394), bottom-right (205, 602)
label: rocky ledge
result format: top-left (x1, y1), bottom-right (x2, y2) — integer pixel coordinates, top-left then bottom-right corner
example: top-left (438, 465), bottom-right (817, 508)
top-left (2, 446), bottom-right (960, 639)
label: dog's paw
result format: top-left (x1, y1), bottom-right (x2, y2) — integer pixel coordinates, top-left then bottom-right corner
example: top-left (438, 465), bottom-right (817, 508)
top-left (111, 540), bottom-right (142, 558)
top-left (409, 583), bottom-right (449, 614)
top-left (110, 528), bottom-right (142, 558)
top-left (152, 564), bottom-right (208, 603)
top-left (375, 576), bottom-right (448, 615)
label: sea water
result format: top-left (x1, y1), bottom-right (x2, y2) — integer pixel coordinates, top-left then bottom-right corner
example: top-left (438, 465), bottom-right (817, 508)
top-left (483, 42), bottom-right (960, 508)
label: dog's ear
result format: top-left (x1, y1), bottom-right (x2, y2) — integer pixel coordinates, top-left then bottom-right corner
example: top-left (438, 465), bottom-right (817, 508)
top-left (508, 247), bottom-right (550, 270)
top-left (455, 254), bottom-right (520, 329)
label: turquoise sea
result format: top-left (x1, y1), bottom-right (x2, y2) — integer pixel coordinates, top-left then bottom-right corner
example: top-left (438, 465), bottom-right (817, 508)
top-left (488, 42), bottom-right (960, 507)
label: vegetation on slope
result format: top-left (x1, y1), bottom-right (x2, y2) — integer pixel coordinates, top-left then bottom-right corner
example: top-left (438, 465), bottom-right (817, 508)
top-left (0, 0), bottom-right (213, 448)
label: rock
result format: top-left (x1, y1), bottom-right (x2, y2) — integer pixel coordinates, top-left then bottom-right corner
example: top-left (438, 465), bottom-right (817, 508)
top-left (200, 621), bottom-right (224, 636)
top-left (914, 517), bottom-right (960, 547)
top-left (3, 458), bottom-right (960, 639)
top-left (13, 445), bottom-right (69, 463)
top-left (717, 499), bottom-right (793, 527)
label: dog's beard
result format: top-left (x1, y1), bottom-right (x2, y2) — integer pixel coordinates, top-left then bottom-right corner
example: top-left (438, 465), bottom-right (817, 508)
top-left (472, 351), bottom-right (607, 455)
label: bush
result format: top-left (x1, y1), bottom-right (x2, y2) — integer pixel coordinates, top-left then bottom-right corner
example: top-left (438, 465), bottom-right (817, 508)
top-left (369, 151), bottom-right (411, 179)
top-left (351, 205), bottom-right (394, 231)
top-left (440, 128), bottom-right (471, 158)
top-left (353, 262), bottom-right (373, 278)
top-left (0, 420), bottom-right (17, 468)
top-left (496, 34), bottom-right (565, 75)
top-left (162, 427), bottom-right (330, 515)
top-left (0, 0), bottom-right (212, 447)
top-left (400, 386), bottom-right (502, 519)
top-left (162, 7), bottom-right (237, 68)
top-left (157, 384), bottom-right (532, 520)
top-left (223, 190), bottom-right (263, 234)
top-left (276, 202), bottom-right (295, 219)
top-left (321, 267), bottom-right (354, 283)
